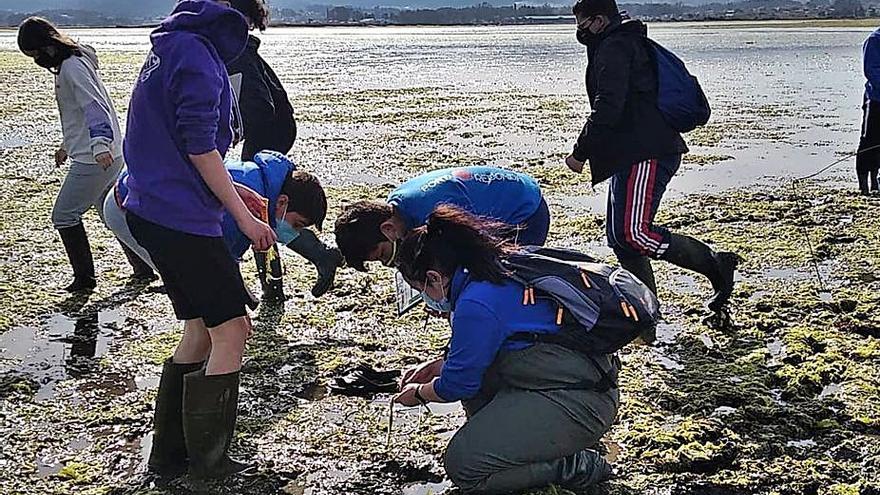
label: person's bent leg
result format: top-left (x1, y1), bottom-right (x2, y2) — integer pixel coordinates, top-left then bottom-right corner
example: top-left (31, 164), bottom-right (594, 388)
top-left (857, 100), bottom-right (880, 195)
top-left (616, 251), bottom-right (656, 295)
top-left (101, 190), bottom-right (157, 277)
top-left (286, 229), bottom-right (343, 297)
top-left (608, 156), bottom-right (739, 312)
top-left (516, 197), bottom-right (551, 247)
top-left (444, 386), bottom-right (616, 494)
top-left (254, 245), bottom-right (287, 301)
top-left (53, 163), bottom-right (107, 292)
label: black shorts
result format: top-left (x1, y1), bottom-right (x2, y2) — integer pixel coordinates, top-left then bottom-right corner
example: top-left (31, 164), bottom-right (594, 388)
top-left (126, 212), bottom-right (256, 328)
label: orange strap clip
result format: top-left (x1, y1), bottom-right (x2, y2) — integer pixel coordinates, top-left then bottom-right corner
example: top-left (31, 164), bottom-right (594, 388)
top-left (628, 303), bottom-right (639, 322)
top-left (556, 306), bottom-right (564, 325)
top-left (620, 301), bottom-right (631, 318)
top-left (580, 271), bottom-right (591, 288)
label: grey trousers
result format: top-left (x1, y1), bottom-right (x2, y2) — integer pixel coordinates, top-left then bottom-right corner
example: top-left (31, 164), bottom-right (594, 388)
top-left (52, 158), bottom-right (123, 229)
top-left (102, 189), bottom-right (157, 271)
top-left (444, 343), bottom-right (620, 494)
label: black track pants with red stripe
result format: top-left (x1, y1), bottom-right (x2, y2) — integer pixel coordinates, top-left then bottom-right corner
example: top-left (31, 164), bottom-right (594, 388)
top-left (606, 154), bottom-right (681, 259)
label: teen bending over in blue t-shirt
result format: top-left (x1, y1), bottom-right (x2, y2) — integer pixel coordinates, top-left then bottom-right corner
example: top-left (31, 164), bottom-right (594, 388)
top-left (334, 166), bottom-right (550, 272)
top-left (106, 151), bottom-right (342, 300)
top-left (393, 205), bottom-right (619, 494)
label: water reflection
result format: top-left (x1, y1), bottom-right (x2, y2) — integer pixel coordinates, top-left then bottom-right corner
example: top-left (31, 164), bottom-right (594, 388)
top-left (0, 309), bottom-right (124, 400)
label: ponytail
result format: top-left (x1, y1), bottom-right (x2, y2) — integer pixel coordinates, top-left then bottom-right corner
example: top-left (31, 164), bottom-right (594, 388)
top-left (397, 204), bottom-right (515, 284)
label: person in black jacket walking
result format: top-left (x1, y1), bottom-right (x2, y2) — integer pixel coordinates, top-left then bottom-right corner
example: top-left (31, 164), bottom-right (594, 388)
top-left (565, 0), bottom-right (740, 316)
top-left (227, 0), bottom-right (342, 301)
top-left (227, 0), bottom-right (296, 162)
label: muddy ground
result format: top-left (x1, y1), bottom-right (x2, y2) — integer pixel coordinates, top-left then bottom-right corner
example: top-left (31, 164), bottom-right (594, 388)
top-left (1, 33), bottom-right (879, 495)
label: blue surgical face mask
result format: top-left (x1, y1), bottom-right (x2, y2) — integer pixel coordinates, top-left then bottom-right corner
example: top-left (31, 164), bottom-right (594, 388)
top-left (275, 216), bottom-right (301, 245)
top-left (421, 276), bottom-right (452, 313)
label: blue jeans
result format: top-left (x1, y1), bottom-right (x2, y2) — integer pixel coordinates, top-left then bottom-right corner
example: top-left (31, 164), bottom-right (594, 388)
top-left (516, 198), bottom-right (550, 247)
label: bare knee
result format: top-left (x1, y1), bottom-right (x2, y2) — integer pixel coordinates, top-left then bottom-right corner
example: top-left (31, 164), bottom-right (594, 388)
top-left (173, 319), bottom-right (211, 363)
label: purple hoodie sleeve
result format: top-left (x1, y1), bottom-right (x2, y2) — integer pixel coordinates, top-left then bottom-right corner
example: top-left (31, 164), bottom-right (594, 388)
top-left (168, 39), bottom-right (226, 156)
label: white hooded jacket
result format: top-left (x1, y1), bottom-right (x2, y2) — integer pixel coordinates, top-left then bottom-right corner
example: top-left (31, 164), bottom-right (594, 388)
top-left (54, 45), bottom-right (123, 164)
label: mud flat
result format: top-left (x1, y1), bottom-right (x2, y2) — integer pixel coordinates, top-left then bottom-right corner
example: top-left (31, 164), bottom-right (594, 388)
top-left (1, 23), bottom-right (879, 495)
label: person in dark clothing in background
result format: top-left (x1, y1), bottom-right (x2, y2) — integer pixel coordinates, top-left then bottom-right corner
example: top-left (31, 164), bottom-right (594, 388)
top-left (227, 0), bottom-right (296, 162)
top-left (564, 0), bottom-right (741, 316)
top-left (857, 27), bottom-right (880, 195)
top-left (225, 0), bottom-right (336, 300)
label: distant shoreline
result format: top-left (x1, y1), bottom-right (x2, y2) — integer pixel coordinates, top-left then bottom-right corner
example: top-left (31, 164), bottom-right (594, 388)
top-left (0, 17), bottom-right (878, 30)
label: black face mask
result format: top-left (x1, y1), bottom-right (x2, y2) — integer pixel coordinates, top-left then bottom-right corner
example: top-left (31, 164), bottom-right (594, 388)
top-left (33, 50), bottom-right (67, 73)
top-left (576, 27), bottom-right (598, 46)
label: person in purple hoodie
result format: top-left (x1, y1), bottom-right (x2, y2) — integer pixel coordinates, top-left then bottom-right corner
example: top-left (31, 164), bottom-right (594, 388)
top-left (123, 0), bottom-right (276, 480)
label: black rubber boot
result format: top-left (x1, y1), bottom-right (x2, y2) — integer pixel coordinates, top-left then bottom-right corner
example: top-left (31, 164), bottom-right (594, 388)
top-left (616, 255), bottom-right (658, 343)
top-left (58, 223), bottom-right (96, 293)
top-left (182, 370), bottom-right (252, 480)
top-left (148, 358), bottom-right (205, 477)
top-left (286, 229), bottom-right (344, 297)
top-left (560, 450), bottom-right (614, 492)
top-left (616, 254), bottom-right (657, 295)
top-left (119, 240), bottom-right (156, 281)
top-left (871, 169), bottom-right (879, 193)
top-left (254, 245), bottom-right (285, 301)
top-left (661, 234), bottom-right (740, 313)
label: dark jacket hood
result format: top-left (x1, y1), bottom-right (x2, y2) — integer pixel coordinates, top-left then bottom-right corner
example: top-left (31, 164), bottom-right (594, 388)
top-left (152, 0), bottom-right (249, 64)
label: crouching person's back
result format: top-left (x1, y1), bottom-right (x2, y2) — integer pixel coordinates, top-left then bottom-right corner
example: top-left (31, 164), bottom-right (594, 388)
top-left (393, 205), bottom-right (618, 494)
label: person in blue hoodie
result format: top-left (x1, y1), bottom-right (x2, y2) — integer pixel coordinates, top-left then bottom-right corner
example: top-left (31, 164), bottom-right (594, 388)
top-left (122, 0), bottom-right (276, 480)
top-left (334, 166), bottom-right (550, 271)
top-left (392, 205), bottom-right (618, 493)
top-left (858, 27), bottom-right (880, 195)
top-left (104, 151), bottom-right (342, 299)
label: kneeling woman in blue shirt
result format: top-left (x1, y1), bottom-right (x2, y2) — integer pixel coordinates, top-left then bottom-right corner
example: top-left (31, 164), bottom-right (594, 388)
top-left (393, 205), bottom-right (620, 494)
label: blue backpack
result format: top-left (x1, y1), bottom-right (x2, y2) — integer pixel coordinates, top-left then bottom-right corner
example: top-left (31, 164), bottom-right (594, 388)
top-left (646, 38), bottom-right (711, 133)
top-left (501, 246), bottom-right (660, 356)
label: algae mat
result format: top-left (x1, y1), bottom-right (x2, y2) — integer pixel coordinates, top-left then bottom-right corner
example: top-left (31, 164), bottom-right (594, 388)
top-left (1, 24), bottom-right (879, 495)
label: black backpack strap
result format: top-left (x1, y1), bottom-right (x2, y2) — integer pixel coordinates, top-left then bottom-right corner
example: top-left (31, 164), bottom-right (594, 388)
top-left (509, 332), bottom-right (619, 392)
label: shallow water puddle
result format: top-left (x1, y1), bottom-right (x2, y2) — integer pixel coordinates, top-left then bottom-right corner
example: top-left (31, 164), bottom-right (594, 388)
top-left (0, 134), bottom-right (31, 149)
top-left (651, 348), bottom-right (684, 371)
top-left (786, 438), bottom-right (817, 449)
top-left (672, 274), bottom-right (701, 294)
top-left (0, 309), bottom-right (126, 400)
top-left (402, 480), bottom-right (452, 495)
top-left (766, 337), bottom-right (788, 364)
top-left (653, 323), bottom-right (678, 346)
top-left (818, 382), bottom-right (843, 399)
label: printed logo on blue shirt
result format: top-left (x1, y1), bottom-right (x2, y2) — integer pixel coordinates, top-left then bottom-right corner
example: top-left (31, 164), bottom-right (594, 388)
top-left (139, 52), bottom-right (161, 83)
top-left (419, 168), bottom-right (527, 193)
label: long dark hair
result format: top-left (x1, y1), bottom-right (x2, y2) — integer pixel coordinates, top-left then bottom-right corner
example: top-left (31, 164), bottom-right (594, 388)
top-left (17, 17), bottom-right (82, 72)
top-left (396, 204), bottom-right (516, 285)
